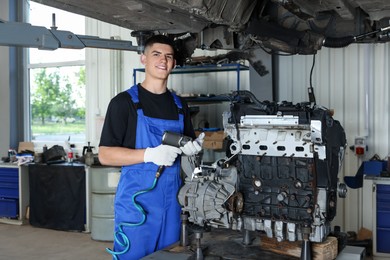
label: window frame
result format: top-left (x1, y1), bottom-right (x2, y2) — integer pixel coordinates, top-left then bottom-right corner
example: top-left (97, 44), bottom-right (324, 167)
top-left (27, 2), bottom-right (87, 151)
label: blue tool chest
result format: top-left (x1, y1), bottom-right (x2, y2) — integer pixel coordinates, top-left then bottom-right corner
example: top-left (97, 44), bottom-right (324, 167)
top-left (377, 184), bottom-right (390, 253)
top-left (0, 166), bottom-right (19, 218)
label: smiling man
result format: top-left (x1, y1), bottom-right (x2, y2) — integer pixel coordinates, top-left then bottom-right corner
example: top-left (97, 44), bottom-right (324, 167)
top-left (98, 35), bottom-right (203, 259)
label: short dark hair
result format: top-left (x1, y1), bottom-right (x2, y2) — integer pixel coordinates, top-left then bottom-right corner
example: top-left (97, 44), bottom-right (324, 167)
top-left (143, 34), bottom-right (176, 57)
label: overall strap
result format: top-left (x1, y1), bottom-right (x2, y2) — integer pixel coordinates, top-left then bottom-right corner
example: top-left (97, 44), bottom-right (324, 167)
top-left (127, 84), bottom-right (183, 115)
top-left (126, 84), bottom-right (142, 110)
top-left (171, 91), bottom-right (184, 118)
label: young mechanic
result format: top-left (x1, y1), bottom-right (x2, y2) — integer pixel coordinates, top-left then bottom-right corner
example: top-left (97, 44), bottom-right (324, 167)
top-left (98, 34), bottom-right (204, 259)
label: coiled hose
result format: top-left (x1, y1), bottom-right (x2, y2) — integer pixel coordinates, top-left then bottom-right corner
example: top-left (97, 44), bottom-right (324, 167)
top-left (106, 175), bottom-right (159, 259)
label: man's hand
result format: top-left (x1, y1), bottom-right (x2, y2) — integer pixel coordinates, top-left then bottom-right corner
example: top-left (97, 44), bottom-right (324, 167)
top-left (144, 144), bottom-right (182, 166)
top-left (180, 132), bottom-right (205, 156)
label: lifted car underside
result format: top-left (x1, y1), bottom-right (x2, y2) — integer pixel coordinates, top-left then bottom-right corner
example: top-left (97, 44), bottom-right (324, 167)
top-left (32, 0), bottom-right (390, 62)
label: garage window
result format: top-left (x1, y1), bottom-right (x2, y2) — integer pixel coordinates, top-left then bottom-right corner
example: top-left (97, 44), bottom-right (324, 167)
top-left (28, 2), bottom-right (86, 144)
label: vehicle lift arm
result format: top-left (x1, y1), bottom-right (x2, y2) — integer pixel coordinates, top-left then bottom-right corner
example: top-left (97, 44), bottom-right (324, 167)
top-left (0, 18), bottom-right (140, 51)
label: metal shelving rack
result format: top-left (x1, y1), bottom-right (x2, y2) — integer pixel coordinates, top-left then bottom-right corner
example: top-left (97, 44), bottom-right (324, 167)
top-left (133, 63), bottom-right (249, 94)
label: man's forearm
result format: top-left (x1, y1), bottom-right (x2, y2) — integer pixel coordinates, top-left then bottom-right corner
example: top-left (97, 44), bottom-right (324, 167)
top-left (98, 146), bottom-right (145, 166)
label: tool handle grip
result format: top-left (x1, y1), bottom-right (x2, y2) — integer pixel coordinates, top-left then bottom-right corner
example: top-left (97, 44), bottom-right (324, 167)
top-left (162, 131), bottom-right (192, 147)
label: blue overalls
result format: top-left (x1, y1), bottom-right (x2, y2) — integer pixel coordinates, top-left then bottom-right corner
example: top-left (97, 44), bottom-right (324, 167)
top-left (112, 85), bottom-right (183, 259)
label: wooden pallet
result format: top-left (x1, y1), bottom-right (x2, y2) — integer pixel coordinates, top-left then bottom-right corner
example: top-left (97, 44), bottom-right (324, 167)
top-left (259, 236), bottom-right (338, 260)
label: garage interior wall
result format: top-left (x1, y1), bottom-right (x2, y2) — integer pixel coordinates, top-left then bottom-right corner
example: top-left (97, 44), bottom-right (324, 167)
top-left (85, 18), bottom-right (390, 235)
top-left (0, 0), bottom-right (28, 156)
top-left (1, 2), bottom-right (388, 236)
top-left (85, 18), bottom-right (250, 155)
top-left (277, 44), bottom-right (390, 233)
top-left (0, 1), bottom-right (10, 157)
top-left (85, 17), bottom-right (390, 235)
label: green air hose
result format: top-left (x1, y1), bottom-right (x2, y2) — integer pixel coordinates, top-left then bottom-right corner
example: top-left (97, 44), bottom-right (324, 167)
top-left (106, 166), bottom-right (164, 259)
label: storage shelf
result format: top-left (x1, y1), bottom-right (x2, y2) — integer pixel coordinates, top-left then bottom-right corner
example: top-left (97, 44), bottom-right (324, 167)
top-left (134, 63), bottom-right (249, 74)
top-left (133, 63), bottom-right (249, 92)
top-left (182, 95), bottom-right (231, 104)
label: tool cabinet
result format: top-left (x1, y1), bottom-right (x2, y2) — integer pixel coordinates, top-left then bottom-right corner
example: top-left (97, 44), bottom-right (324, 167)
top-left (374, 182), bottom-right (390, 256)
top-left (0, 166), bottom-right (18, 218)
top-left (364, 176), bottom-right (390, 257)
top-left (0, 163), bottom-right (29, 224)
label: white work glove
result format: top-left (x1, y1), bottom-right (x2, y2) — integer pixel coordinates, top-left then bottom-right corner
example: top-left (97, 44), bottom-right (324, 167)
top-left (180, 132), bottom-right (205, 156)
top-left (144, 144), bottom-right (182, 166)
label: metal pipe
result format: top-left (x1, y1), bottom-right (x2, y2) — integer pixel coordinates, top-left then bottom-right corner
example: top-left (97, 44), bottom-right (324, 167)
top-left (194, 230), bottom-right (204, 260)
top-left (180, 212), bottom-right (189, 247)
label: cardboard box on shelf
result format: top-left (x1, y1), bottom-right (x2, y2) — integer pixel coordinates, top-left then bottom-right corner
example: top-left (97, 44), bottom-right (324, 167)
top-left (196, 131), bottom-right (226, 150)
top-left (18, 142), bottom-right (34, 153)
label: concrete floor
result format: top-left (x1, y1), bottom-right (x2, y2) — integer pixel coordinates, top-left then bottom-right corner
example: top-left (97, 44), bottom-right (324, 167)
top-left (0, 223), bottom-right (112, 260)
top-left (0, 222), bottom-right (385, 260)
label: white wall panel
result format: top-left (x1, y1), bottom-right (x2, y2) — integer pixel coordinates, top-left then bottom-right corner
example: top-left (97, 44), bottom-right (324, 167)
top-left (277, 43), bottom-right (390, 233)
top-left (86, 18), bottom-right (390, 235)
top-left (0, 0), bottom-right (10, 157)
top-left (85, 19), bottom-right (249, 147)
top-left (85, 18), bottom-right (141, 146)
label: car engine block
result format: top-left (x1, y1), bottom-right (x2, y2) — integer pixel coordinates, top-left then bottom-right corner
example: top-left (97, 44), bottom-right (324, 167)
top-left (178, 91), bottom-right (347, 244)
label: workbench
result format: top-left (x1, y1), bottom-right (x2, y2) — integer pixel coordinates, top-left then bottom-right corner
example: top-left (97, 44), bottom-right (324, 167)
top-left (28, 163), bottom-right (86, 231)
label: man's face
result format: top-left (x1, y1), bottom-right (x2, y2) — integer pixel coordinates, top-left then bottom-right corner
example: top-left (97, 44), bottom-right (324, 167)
top-left (141, 43), bottom-right (176, 80)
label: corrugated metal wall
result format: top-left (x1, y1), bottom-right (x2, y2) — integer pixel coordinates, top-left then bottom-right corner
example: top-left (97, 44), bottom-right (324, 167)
top-left (85, 18), bottom-right (249, 151)
top-left (277, 44), bottom-right (390, 232)
top-left (86, 18), bottom-right (390, 233)
top-left (0, 1), bottom-right (11, 157)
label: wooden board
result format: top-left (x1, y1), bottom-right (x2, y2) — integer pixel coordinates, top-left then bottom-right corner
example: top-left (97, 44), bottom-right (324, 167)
top-left (260, 236), bottom-right (338, 260)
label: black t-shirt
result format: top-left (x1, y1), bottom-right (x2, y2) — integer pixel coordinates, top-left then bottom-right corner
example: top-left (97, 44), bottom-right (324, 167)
top-left (99, 84), bottom-right (195, 148)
